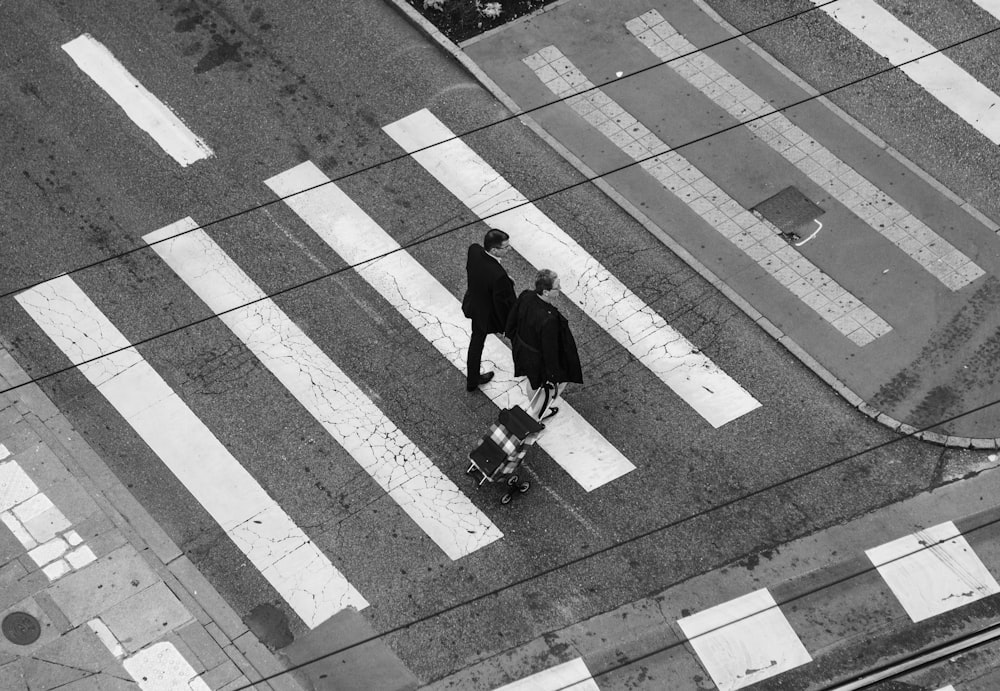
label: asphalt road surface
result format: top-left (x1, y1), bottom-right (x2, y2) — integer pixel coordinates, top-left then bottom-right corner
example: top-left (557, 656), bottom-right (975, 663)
top-left (0, 0), bottom-right (992, 685)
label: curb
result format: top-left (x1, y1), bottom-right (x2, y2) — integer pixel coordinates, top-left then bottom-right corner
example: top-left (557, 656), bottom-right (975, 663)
top-left (382, 0), bottom-right (999, 450)
top-left (0, 337), bottom-right (304, 691)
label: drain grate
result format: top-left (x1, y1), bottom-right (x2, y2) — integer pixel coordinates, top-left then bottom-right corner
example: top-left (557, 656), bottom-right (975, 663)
top-left (751, 186), bottom-right (824, 236)
top-left (2, 611), bottom-right (41, 645)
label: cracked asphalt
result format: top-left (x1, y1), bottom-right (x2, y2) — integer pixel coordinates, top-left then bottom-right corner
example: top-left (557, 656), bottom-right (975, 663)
top-left (1, 0), bottom-right (996, 685)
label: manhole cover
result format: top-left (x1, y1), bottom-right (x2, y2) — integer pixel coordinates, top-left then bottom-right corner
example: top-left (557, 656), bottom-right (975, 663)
top-left (2, 611), bottom-right (41, 645)
top-left (751, 186), bottom-right (824, 235)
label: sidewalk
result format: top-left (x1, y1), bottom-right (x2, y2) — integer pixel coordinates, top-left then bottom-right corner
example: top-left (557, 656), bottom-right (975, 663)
top-left (423, 458), bottom-right (1000, 689)
top-left (0, 342), bottom-right (305, 691)
top-left (388, 0), bottom-right (1000, 443)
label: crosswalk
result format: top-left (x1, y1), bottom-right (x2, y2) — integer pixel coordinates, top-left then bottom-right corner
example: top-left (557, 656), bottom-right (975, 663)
top-left (383, 110), bottom-right (762, 428)
top-left (264, 162), bottom-right (636, 492)
top-left (14, 275), bottom-right (369, 628)
top-left (143, 218), bottom-right (504, 561)
top-left (13, 0), bottom-right (1000, 673)
top-left (809, 0), bottom-right (1000, 145)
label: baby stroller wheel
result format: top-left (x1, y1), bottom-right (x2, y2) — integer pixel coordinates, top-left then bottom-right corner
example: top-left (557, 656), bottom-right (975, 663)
top-left (501, 492), bottom-right (513, 504)
top-left (506, 475), bottom-right (519, 487)
top-left (518, 482), bottom-right (530, 494)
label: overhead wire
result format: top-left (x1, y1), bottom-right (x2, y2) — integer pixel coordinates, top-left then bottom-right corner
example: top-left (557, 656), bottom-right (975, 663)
top-left (4, 1), bottom-right (1000, 689)
top-left (4, 6), bottom-right (998, 401)
top-left (0, 0), bottom-right (845, 305)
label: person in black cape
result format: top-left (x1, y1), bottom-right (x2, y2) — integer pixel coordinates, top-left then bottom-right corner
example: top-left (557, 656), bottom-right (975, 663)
top-left (505, 269), bottom-right (583, 419)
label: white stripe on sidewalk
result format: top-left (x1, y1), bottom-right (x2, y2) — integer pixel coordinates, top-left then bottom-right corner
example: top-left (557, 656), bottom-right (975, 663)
top-left (383, 109), bottom-right (760, 428)
top-left (265, 162), bottom-right (634, 492)
top-left (144, 219), bottom-right (503, 560)
top-left (61, 34), bottom-right (213, 166)
top-left (628, 10), bottom-right (985, 292)
top-left (677, 588), bottom-right (811, 690)
top-left (493, 657), bottom-right (600, 691)
top-left (865, 521), bottom-right (1000, 623)
top-left (811, 0), bottom-right (1000, 145)
top-left (15, 275), bottom-right (368, 626)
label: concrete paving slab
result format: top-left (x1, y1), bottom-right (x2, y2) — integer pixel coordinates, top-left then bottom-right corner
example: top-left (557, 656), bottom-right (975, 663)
top-left (46, 544), bottom-right (159, 627)
top-left (31, 624), bottom-right (117, 675)
top-left (281, 607), bottom-right (419, 691)
top-left (101, 581), bottom-right (195, 654)
top-left (0, 660), bottom-right (27, 691)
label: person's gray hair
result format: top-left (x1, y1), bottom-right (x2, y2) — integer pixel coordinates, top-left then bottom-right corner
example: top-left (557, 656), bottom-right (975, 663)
top-left (534, 269), bottom-right (558, 294)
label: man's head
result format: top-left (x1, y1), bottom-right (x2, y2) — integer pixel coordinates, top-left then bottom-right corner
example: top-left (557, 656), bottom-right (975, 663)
top-left (534, 269), bottom-right (561, 302)
top-left (484, 228), bottom-right (511, 256)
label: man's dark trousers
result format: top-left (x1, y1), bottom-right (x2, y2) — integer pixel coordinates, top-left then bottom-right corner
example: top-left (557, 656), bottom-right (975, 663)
top-left (466, 327), bottom-right (489, 390)
top-left (463, 242), bottom-right (516, 390)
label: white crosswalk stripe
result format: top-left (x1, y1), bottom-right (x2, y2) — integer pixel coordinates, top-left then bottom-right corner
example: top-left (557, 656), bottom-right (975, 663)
top-left (15, 275), bottom-right (367, 627)
top-left (61, 34), bottom-right (213, 166)
top-left (810, 0), bottom-right (1000, 145)
top-left (265, 162), bottom-right (635, 492)
top-left (522, 47), bottom-right (892, 347)
top-left (627, 10), bottom-right (985, 292)
top-left (143, 218), bottom-right (503, 560)
top-left (383, 109), bottom-right (761, 428)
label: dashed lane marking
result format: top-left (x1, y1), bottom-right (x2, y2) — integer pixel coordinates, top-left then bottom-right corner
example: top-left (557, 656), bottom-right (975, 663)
top-left (523, 46), bottom-right (892, 347)
top-left (810, 0), bottom-right (1000, 145)
top-left (61, 34), bottom-right (213, 166)
top-left (628, 10), bottom-right (985, 291)
top-left (383, 109), bottom-right (761, 427)
top-left (265, 162), bottom-right (635, 492)
top-left (15, 274), bottom-right (368, 626)
top-left (143, 219), bottom-right (503, 560)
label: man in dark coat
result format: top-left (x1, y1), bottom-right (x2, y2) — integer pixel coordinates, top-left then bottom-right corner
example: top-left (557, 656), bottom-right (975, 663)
top-left (505, 269), bottom-right (583, 419)
top-left (462, 228), bottom-right (516, 391)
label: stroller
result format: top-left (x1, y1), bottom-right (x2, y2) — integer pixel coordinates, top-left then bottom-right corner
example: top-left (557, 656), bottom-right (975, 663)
top-left (466, 383), bottom-right (556, 504)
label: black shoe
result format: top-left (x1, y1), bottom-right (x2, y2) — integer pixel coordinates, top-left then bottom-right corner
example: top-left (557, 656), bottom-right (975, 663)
top-left (466, 371), bottom-right (495, 391)
top-left (540, 406), bottom-right (559, 421)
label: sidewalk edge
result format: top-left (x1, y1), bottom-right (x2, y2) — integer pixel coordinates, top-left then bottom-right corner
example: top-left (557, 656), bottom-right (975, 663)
top-left (381, 0), bottom-right (997, 449)
top-left (0, 337), bottom-right (303, 691)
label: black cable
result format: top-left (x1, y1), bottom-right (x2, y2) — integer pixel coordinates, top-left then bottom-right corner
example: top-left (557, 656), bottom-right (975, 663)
top-left (230, 391), bottom-right (1000, 691)
top-left (468, 510), bottom-right (1000, 691)
top-left (5, 15), bottom-right (998, 401)
top-left (6, 2), bottom-right (999, 688)
top-left (0, 0), bottom-right (845, 304)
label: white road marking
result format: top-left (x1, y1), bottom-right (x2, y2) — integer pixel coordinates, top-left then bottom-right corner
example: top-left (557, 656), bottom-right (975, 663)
top-left (811, 0), bottom-right (1000, 145)
top-left (61, 34), bottom-right (213, 166)
top-left (866, 521), bottom-right (1000, 623)
top-left (144, 219), bottom-right (503, 560)
top-left (265, 162), bottom-right (635, 492)
top-left (121, 641), bottom-right (211, 691)
top-left (677, 588), bottom-right (812, 690)
top-left (794, 220), bottom-right (824, 247)
top-left (492, 657), bottom-right (600, 690)
top-left (16, 275), bottom-right (367, 626)
top-left (629, 10), bottom-right (985, 291)
top-left (383, 109), bottom-right (760, 428)
top-left (524, 46), bottom-right (892, 347)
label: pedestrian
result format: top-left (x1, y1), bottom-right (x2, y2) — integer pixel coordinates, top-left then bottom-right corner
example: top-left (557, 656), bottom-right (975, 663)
top-left (462, 228), bottom-right (516, 392)
top-left (505, 269), bottom-right (583, 419)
